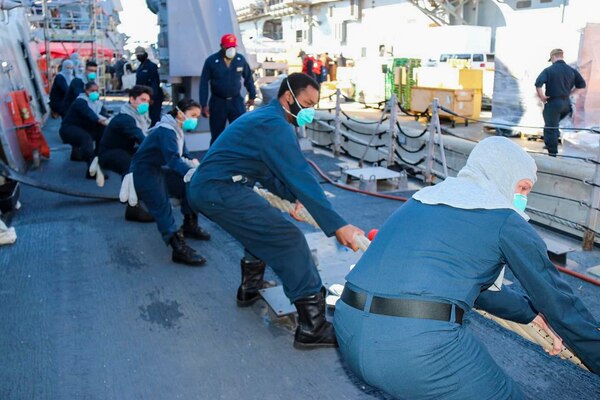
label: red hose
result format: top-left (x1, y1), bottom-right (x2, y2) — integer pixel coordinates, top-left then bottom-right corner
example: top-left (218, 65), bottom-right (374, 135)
top-left (307, 159), bottom-right (600, 287)
top-left (554, 264), bottom-right (600, 287)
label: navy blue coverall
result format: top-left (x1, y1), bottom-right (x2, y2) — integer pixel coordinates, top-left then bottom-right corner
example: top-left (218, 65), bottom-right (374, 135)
top-left (61, 77), bottom-right (88, 115)
top-left (49, 74), bottom-right (69, 117)
top-left (98, 114), bottom-right (145, 177)
top-left (130, 122), bottom-right (193, 243)
top-left (187, 99), bottom-right (347, 301)
top-left (534, 60), bottom-right (586, 155)
top-left (334, 200), bottom-right (600, 399)
top-left (136, 59), bottom-right (163, 127)
top-left (59, 98), bottom-right (106, 163)
top-left (199, 51), bottom-right (256, 145)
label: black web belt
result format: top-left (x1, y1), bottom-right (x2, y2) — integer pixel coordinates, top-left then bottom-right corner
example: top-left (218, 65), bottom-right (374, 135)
top-left (340, 287), bottom-right (464, 324)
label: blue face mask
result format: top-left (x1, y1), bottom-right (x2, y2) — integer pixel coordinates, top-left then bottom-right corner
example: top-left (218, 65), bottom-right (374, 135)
top-left (182, 117), bottom-right (198, 131)
top-left (285, 79), bottom-right (315, 127)
top-left (87, 72), bottom-right (97, 81)
top-left (513, 194), bottom-right (528, 212)
top-left (88, 91), bottom-right (100, 102)
top-left (137, 102), bottom-right (149, 115)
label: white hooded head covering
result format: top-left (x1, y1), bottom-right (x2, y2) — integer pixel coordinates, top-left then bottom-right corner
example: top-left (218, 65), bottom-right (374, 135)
top-left (413, 137), bottom-right (537, 220)
top-left (59, 59), bottom-right (74, 85)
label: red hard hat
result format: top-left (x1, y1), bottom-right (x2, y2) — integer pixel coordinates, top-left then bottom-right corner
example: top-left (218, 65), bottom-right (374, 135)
top-left (221, 34), bottom-right (237, 48)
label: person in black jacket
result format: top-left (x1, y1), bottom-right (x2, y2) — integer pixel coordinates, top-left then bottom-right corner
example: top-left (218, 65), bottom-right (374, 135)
top-left (135, 47), bottom-right (163, 127)
top-left (59, 81), bottom-right (108, 178)
top-left (99, 85), bottom-right (153, 222)
top-left (535, 48), bottom-right (586, 156)
top-left (49, 59), bottom-right (74, 117)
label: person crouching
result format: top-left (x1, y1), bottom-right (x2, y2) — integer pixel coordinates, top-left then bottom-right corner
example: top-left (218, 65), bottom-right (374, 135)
top-left (129, 99), bottom-right (210, 266)
top-left (59, 81), bottom-right (108, 178)
top-left (98, 85), bottom-right (154, 222)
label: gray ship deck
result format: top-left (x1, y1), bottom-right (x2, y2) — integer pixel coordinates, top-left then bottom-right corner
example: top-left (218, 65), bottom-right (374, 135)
top-left (1, 116), bottom-right (599, 400)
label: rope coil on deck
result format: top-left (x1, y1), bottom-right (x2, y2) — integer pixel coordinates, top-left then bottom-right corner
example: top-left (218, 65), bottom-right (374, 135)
top-left (253, 187), bottom-right (586, 370)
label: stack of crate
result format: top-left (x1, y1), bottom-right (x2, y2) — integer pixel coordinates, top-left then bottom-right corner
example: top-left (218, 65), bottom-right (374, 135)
top-left (385, 58), bottom-right (421, 109)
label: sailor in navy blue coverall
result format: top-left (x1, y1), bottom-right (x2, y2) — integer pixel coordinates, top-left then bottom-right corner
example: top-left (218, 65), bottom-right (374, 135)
top-left (135, 46), bottom-right (163, 127)
top-left (188, 73), bottom-right (363, 349)
top-left (49, 60), bottom-right (74, 117)
top-left (535, 49), bottom-right (586, 156)
top-left (199, 34), bottom-right (256, 145)
top-left (62, 60), bottom-right (98, 115)
top-left (99, 85), bottom-right (154, 223)
top-left (98, 85), bottom-right (152, 177)
top-left (59, 81), bottom-right (108, 177)
top-left (334, 137), bottom-right (600, 399)
top-left (130, 100), bottom-right (210, 266)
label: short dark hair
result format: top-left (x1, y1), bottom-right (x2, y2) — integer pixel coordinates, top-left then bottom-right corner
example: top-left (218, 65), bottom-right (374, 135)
top-left (128, 85), bottom-right (153, 99)
top-left (85, 60), bottom-right (98, 68)
top-left (84, 81), bottom-right (98, 91)
top-left (167, 98), bottom-right (201, 118)
top-left (277, 73), bottom-right (320, 99)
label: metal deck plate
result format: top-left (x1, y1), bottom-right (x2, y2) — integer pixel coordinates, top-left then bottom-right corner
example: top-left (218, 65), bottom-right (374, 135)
top-left (342, 167), bottom-right (400, 180)
top-left (259, 286), bottom-right (296, 317)
top-left (260, 233), bottom-right (363, 317)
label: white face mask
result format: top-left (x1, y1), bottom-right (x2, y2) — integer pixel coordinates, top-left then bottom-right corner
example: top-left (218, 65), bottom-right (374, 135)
top-left (225, 47), bottom-right (236, 59)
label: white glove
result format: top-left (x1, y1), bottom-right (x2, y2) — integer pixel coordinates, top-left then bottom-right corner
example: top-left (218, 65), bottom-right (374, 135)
top-left (183, 167), bottom-right (197, 183)
top-left (0, 219), bottom-right (17, 245)
top-left (119, 172), bottom-right (138, 206)
top-left (88, 157), bottom-right (99, 176)
top-left (95, 167), bottom-right (105, 187)
top-left (88, 157), bottom-right (105, 187)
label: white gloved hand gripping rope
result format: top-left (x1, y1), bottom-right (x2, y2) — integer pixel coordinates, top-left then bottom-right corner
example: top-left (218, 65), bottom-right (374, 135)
top-left (88, 156), bottom-right (105, 187)
top-left (119, 172), bottom-right (138, 206)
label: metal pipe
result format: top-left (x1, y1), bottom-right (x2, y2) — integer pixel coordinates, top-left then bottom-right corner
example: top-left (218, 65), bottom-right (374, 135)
top-left (42, 0), bottom-right (51, 90)
top-left (333, 88), bottom-right (341, 156)
top-left (424, 98), bottom-right (438, 185)
top-left (387, 94), bottom-right (397, 167)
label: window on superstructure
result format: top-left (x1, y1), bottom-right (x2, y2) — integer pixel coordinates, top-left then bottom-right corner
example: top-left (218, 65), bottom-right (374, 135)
top-left (516, 0), bottom-right (532, 8)
top-left (296, 30), bottom-right (303, 43)
top-left (263, 19), bottom-right (283, 40)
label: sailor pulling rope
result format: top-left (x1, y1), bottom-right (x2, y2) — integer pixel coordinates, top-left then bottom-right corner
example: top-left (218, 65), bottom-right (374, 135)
top-left (253, 186), bottom-right (587, 370)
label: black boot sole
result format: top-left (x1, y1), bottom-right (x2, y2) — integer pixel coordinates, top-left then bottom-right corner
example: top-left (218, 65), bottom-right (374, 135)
top-left (293, 341), bottom-right (338, 350)
top-left (236, 293), bottom-right (261, 307)
top-left (125, 208), bottom-right (155, 223)
top-left (182, 229), bottom-right (211, 241)
top-left (172, 255), bottom-right (207, 267)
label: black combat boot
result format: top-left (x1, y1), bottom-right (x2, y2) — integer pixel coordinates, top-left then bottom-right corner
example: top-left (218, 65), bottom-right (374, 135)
top-left (182, 213), bottom-right (211, 240)
top-left (293, 287), bottom-right (338, 349)
top-left (124, 204), bottom-right (155, 223)
top-left (169, 231), bottom-right (206, 266)
top-left (70, 147), bottom-right (84, 161)
top-left (236, 258), bottom-right (276, 307)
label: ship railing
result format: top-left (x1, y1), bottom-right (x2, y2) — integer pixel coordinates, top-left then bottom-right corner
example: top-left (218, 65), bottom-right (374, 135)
top-left (308, 90), bottom-right (600, 249)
